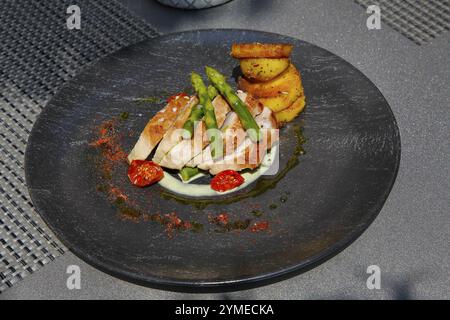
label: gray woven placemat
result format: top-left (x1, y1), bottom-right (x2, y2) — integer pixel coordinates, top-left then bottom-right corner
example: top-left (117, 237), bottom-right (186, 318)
top-left (0, 0), bottom-right (159, 293)
top-left (355, 0), bottom-right (450, 45)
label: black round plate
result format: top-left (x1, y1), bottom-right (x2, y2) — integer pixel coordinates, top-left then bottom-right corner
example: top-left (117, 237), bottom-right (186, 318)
top-left (25, 29), bottom-right (400, 291)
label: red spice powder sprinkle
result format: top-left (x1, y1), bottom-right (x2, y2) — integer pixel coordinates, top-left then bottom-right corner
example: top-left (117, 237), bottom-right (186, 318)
top-left (216, 213), bottom-right (229, 225)
top-left (165, 212), bottom-right (182, 226)
top-left (110, 187), bottom-right (128, 201)
top-left (208, 212), bottom-right (230, 225)
top-left (250, 221), bottom-right (270, 233)
top-left (92, 137), bottom-right (110, 146)
top-left (162, 212), bottom-right (193, 238)
top-left (90, 119), bottom-right (127, 163)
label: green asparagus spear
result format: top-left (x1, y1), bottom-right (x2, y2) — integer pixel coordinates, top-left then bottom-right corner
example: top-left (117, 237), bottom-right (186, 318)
top-left (205, 66), bottom-right (261, 142)
top-left (182, 104), bottom-right (204, 138)
top-left (207, 85), bottom-right (219, 100)
top-left (191, 72), bottom-right (222, 159)
top-left (180, 167), bottom-right (199, 181)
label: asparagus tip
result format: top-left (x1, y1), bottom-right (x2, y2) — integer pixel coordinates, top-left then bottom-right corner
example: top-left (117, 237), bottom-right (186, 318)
top-left (205, 66), bottom-right (215, 74)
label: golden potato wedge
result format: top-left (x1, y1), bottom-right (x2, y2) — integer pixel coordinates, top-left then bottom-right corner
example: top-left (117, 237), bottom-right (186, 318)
top-left (240, 58), bottom-right (290, 82)
top-left (274, 95), bottom-right (306, 124)
top-left (257, 81), bottom-right (302, 113)
top-left (231, 43), bottom-right (293, 59)
top-left (238, 64), bottom-right (301, 98)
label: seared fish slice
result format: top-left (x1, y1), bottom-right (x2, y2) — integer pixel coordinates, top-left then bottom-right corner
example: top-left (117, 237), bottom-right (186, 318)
top-left (199, 106), bottom-right (278, 175)
top-left (127, 95), bottom-right (197, 163)
top-left (152, 96), bottom-right (198, 163)
top-left (158, 95), bottom-right (231, 170)
top-left (189, 91), bottom-right (264, 168)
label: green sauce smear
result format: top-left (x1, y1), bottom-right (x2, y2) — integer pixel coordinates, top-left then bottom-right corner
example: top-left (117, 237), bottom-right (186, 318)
top-left (134, 96), bottom-right (165, 104)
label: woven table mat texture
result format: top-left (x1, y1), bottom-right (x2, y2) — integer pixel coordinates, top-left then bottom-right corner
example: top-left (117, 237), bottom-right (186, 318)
top-left (0, 0), bottom-right (158, 293)
top-left (355, 0), bottom-right (450, 45)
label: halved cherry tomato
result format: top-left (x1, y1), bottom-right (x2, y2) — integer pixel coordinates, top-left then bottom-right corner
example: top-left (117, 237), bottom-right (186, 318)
top-left (210, 170), bottom-right (245, 192)
top-left (128, 160), bottom-right (164, 187)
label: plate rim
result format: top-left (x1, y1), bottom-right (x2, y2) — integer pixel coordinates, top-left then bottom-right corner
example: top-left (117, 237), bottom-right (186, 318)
top-left (24, 28), bottom-right (401, 292)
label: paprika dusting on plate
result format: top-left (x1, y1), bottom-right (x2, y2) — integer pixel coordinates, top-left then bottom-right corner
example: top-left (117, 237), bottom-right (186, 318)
top-left (250, 221), bottom-right (270, 233)
top-left (216, 213), bottom-right (229, 225)
top-left (208, 213), bottom-right (251, 233)
top-left (144, 212), bottom-right (196, 238)
top-left (163, 212), bottom-right (193, 239)
top-left (110, 187), bottom-right (128, 202)
top-left (210, 170), bottom-right (245, 192)
top-left (208, 213), bottom-right (229, 225)
top-left (90, 118), bottom-right (128, 181)
top-left (90, 119), bottom-right (127, 162)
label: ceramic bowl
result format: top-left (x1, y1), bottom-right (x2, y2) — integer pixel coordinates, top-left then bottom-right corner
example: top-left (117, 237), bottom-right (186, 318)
top-left (156, 0), bottom-right (232, 10)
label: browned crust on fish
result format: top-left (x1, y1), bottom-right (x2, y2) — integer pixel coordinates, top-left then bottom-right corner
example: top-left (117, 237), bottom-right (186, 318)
top-left (231, 43), bottom-right (293, 59)
top-left (127, 96), bottom-right (194, 163)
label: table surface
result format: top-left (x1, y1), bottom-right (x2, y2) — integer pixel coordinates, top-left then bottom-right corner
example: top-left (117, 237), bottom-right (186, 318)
top-left (2, 0), bottom-right (449, 300)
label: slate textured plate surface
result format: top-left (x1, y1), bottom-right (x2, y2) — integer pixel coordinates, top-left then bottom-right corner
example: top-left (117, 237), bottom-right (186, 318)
top-left (25, 29), bottom-right (400, 291)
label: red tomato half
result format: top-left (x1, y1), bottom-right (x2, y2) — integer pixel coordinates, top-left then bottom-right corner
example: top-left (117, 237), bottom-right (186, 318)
top-left (210, 170), bottom-right (245, 192)
top-left (128, 160), bottom-right (164, 187)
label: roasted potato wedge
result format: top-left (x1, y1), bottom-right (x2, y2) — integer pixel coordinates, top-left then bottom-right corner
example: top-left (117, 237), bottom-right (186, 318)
top-left (274, 95), bottom-right (306, 124)
top-left (257, 80), bottom-right (302, 113)
top-left (231, 43), bottom-right (293, 59)
top-left (238, 64), bottom-right (301, 98)
top-left (240, 58), bottom-right (290, 82)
